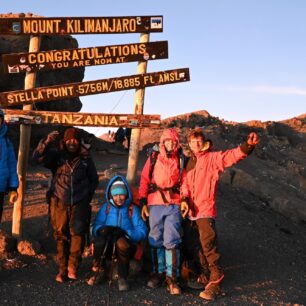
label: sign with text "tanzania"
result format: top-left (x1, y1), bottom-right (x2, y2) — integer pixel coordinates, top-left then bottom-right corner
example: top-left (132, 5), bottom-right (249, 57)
top-left (0, 16), bottom-right (163, 35)
top-left (0, 68), bottom-right (190, 106)
top-left (3, 109), bottom-right (161, 128)
top-left (2, 41), bottom-right (168, 73)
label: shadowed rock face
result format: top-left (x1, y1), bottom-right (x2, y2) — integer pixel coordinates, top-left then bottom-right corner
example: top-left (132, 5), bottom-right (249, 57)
top-left (0, 13), bottom-right (85, 146)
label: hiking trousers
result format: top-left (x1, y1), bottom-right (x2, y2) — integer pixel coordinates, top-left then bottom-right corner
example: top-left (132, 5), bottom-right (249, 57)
top-left (50, 196), bottom-right (91, 271)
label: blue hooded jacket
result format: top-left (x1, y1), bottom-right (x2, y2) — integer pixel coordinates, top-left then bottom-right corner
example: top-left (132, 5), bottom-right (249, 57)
top-left (0, 123), bottom-right (18, 192)
top-left (92, 175), bottom-right (147, 244)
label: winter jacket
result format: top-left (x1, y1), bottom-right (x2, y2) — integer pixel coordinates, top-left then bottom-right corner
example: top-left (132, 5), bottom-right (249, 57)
top-left (139, 129), bottom-right (189, 206)
top-left (186, 142), bottom-right (249, 218)
top-left (32, 138), bottom-right (98, 205)
top-left (0, 124), bottom-right (18, 192)
top-left (92, 175), bottom-right (147, 244)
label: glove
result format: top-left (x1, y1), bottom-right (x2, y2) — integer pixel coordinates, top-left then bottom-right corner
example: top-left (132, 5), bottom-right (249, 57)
top-left (8, 190), bottom-right (18, 204)
top-left (247, 132), bottom-right (260, 146)
top-left (45, 131), bottom-right (59, 145)
top-left (112, 227), bottom-right (126, 241)
top-left (141, 205), bottom-right (149, 221)
top-left (97, 226), bottom-right (115, 238)
top-left (180, 197), bottom-right (189, 219)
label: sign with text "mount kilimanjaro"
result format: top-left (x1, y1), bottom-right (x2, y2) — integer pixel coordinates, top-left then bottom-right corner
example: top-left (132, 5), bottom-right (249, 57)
top-left (0, 68), bottom-right (190, 106)
top-left (0, 16), bottom-right (163, 35)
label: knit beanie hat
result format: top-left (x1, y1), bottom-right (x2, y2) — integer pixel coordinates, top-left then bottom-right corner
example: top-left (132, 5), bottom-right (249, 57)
top-left (63, 128), bottom-right (80, 142)
top-left (110, 180), bottom-right (128, 197)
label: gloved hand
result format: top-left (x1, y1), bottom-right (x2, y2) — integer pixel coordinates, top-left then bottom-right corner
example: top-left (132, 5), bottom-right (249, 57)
top-left (112, 227), bottom-right (127, 241)
top-left (180, 197), bottom-right (189, 219)
top-left (45, 131), bottom-right (59, 145)
top-left (247, 132), bottom-right (260, 146)
top-left (140, 198), bottom-right (149, 221)
top-left (97, 226), bottom-right (115, 238)
top-left (8, 190), bottom-right (18, 204)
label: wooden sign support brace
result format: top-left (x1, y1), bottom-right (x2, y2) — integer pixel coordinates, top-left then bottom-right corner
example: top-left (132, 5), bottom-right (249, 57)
top-left (126, 33), bottom-right (149, 185)
top-left (12, 35), bottom-right (41, 238)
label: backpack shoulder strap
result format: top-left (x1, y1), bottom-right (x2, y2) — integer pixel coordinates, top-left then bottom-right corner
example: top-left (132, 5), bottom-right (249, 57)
top-left (128, 203), bottom-right (135, 219)
top-left (149, 150), bottom-right (159, 181)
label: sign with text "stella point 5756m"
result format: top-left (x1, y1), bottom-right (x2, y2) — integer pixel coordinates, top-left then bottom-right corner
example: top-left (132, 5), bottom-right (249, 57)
top-left (0, 68), bottom-right (190, 107)
top-left (0, 16), bottom-right (163, 35)
top-left (2, 41), bottom-right (168, 73)
top-left (3, 109), bottom-right (161, 128)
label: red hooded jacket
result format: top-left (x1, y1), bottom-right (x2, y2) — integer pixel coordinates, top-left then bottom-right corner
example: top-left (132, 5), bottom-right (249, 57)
top-left (139, 129), bottom-right (188, 206)
top-left (186, 144), bottom-right (247, 218)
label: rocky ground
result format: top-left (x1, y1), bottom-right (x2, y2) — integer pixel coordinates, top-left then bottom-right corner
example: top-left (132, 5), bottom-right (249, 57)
top-left (0, 111), bottom-right (305, 305)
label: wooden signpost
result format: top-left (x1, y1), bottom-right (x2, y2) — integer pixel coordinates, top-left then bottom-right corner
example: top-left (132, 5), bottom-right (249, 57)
top-left (0, 16), bottom-right (163, 35)
top-left (3, 109), bottom-right (161, 128)
top-left (2, 41), bottom-right (168, 73)
top-left (0, 14), bottom-right (190, 238)
top-left (0, 68), bottom-right (190, 106)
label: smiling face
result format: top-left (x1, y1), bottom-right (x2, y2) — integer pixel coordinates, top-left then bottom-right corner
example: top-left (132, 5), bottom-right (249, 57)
top-left (65, 138), bottom-right (80, 153)
top-left (112, 194), bottom-right (127, 206)
top-left (164, 138), bottom-right (177, 153)
top-left (189, 136), bottom-right (205, 154)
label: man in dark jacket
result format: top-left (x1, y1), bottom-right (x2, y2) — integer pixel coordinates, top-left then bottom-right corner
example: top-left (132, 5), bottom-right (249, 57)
top-left (32, 128), bottom-right (99, 283)
top-left (0, 108), bottom-right (18, 222)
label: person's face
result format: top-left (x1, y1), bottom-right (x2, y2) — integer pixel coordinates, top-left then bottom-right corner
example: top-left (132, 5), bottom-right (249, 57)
top-left (65, 138), bottom-right (80, 153)
top-left (112, 194), bottom-right (127, 206)
top-left (164, 139), bottom-right (177, 152)
top-left (189, 136), bottom-right (204, 154)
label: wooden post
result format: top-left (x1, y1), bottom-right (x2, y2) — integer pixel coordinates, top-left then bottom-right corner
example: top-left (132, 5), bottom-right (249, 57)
top-left (126, 33), bottom-right (150, 185)
top-left (12, 35), bottom-right (41, 238)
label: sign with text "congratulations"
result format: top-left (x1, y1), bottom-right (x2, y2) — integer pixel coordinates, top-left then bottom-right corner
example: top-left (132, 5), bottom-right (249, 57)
top-left (2, 41), bottom-right (168, 73)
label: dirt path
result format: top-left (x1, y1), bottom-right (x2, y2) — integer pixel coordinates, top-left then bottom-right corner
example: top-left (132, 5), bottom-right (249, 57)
top-left (0, 151), bottom-right (305, 305)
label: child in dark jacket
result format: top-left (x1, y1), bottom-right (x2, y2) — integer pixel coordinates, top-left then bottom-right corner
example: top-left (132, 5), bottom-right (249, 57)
top-left (88, 175), bottom-right (147, 291)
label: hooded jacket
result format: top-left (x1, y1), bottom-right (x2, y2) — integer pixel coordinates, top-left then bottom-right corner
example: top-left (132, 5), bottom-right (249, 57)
top-left (0, 123), bottom-right (18, 192)
top-left (92, 175), bottom-right (147, 244)
top-left (32, 136), bottom-right (98, 205)
top-left (186, 141), bottom-right (248, 218)
top-left (139, 129), bottom-right (189, 205)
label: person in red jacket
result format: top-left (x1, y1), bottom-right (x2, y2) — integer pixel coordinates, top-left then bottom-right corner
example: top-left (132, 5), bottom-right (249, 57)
top-left (139, 128), bottom-right (189, 295)
top-left (185, 128), bottom-right (259, 300)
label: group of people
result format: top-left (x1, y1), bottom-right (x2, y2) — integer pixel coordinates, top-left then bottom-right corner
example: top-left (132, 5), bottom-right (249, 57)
top-left (0, 106), bottom-right (260, 301)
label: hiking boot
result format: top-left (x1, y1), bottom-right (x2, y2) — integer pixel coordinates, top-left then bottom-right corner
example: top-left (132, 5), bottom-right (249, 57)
top-left (87, 269), bottom-right (106, 286)
top-left (199, 284), bottom-right (221, 300)
top-left (147, 273), bottom-right (165, 288)
top-left (186, 272), bottom-right (210, 290)
top-left (166, 276), bottom-right (181, 295)
top-left (67, 267), bottom-right (77, 280)
top-left (55, 272), bottom-right (66, 283)
top-left (118, 278), bottom-right (129, 291)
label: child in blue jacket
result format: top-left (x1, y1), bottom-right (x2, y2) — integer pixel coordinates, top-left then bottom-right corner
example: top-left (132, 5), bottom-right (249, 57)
top-left (88, 175), bottom-right (147, 291)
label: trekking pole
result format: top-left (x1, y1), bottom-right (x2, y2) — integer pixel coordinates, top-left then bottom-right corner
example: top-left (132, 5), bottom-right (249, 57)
top-left (106, 239), bottom-right (117, 306)
top-left (85, 236), bottom-right (111, 306)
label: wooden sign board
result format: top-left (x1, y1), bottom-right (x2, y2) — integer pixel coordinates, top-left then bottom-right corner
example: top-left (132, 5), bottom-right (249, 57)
top-left (2, 41), bottom-right (168, 73)
top-left (0, 16), bottom-right (163, 35)
top-left (0, 68), bottom-right (190, 107)
top-left (3, 109), bottom-right (161, 128)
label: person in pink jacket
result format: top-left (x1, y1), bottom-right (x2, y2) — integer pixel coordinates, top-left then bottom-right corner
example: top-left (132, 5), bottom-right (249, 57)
top-left (139, 128), bottom-right (189, 295)
top-left (185, 128), bottom-right (259, 301)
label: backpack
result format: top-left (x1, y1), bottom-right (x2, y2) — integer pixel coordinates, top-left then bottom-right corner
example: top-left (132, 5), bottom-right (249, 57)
top-left (147, 144), bottom-right (186, 203)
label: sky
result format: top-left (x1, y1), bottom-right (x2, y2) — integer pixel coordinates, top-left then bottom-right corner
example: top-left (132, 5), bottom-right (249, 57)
top-left (1, 0), bottom-right (306, 135)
